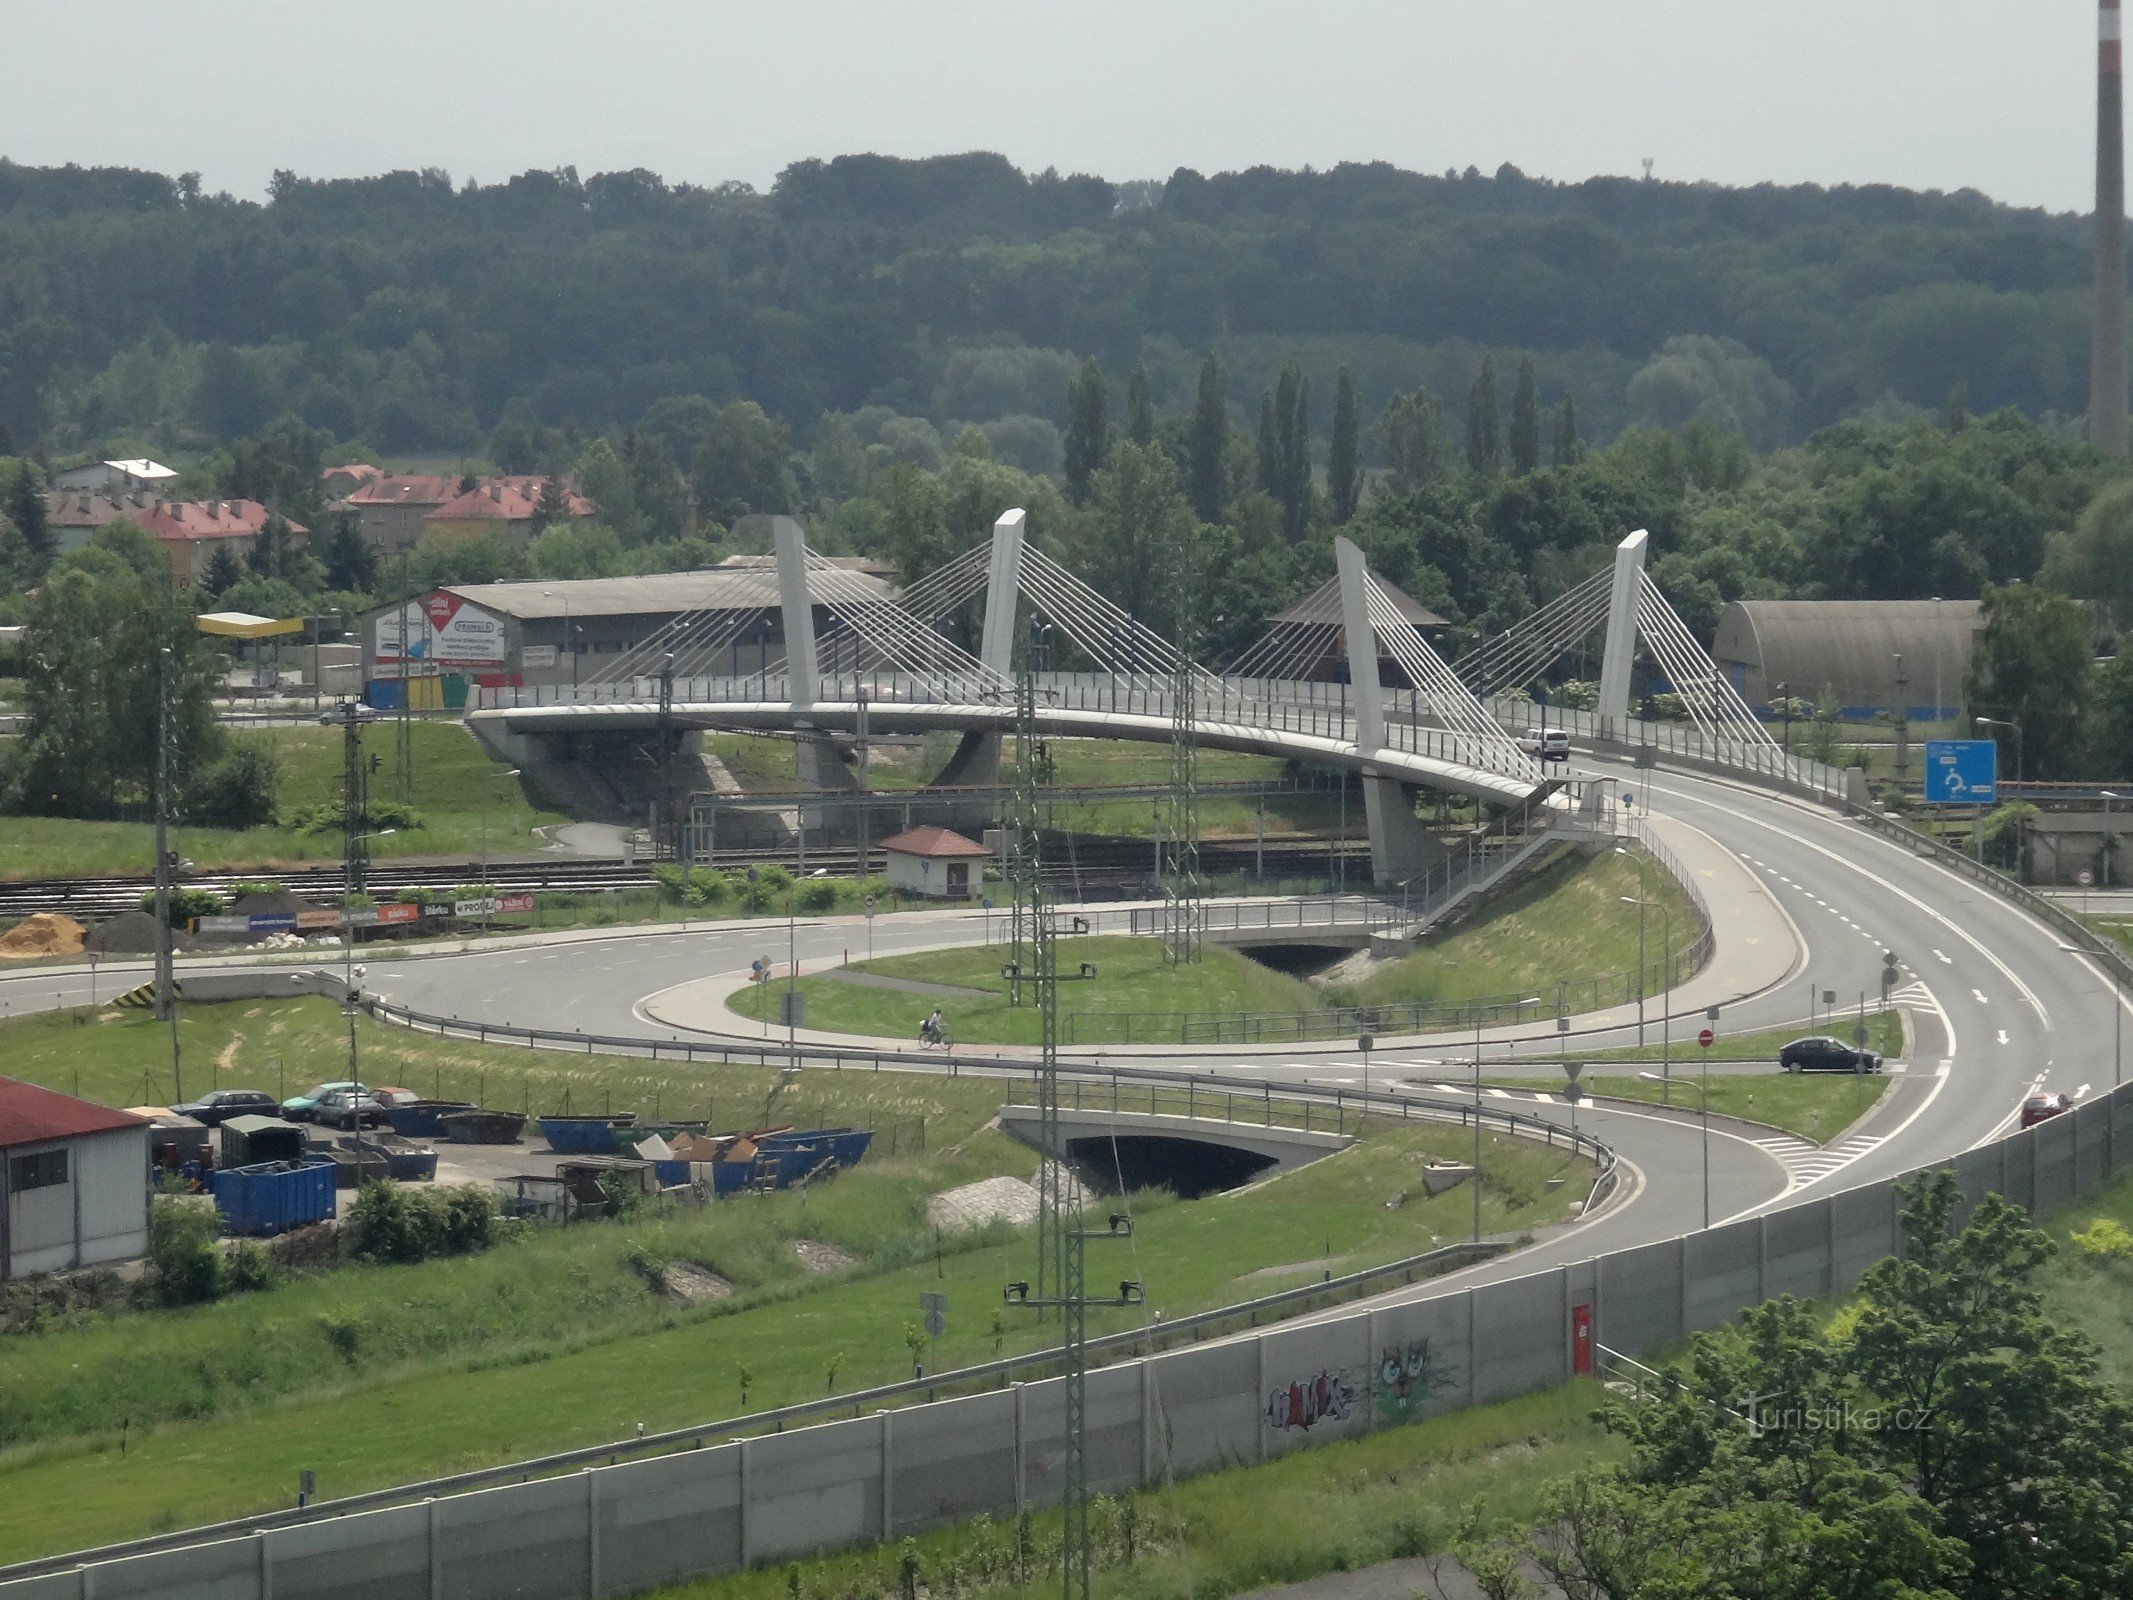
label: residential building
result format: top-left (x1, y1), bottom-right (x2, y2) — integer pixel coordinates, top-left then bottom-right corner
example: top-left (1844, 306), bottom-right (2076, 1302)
top-left (52, 458), bottom-right (177, 494)
top-left (135, 500), bottom-right (309, 586)
top-left (338, 474), bottom-right (595, 557)
top-left (319, 461), bottom-right (384, 499)
top-left (0, 1079), bottom-right (151, 1280)
top-left (44, 490), bottom-right (160, 556)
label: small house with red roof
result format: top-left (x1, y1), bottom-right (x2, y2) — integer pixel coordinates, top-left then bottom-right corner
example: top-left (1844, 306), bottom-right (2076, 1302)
top-left (0, 1079), bottom-right (151, 1279)
top-left (878, 826), bottom-right (991, 900)
top-left (135, 499), bottom-right (309, 587)
top-left (340, 474), bottom-right (595, 555)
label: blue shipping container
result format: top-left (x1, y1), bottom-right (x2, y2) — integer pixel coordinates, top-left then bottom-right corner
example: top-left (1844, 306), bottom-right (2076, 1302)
top-left (211, 1159), bottom-right (337, 1237)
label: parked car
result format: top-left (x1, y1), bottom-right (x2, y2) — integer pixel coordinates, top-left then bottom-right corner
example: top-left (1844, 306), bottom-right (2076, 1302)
top-left (1778, 1036), bottom-right (1885, 1074)
top-left (2020, 1092), bottom-right (2072, 1128)
top-left (1519, 727), bottom-right (1571, 763)
top-left (312, 1088), bottom-right (391, 1130)
top-left (372, 1087), bottom-right (420, 1109)
top-left (171, 1088), bottom-right (281, 1127)
top-left (282, 1080), bottom-right (365, 1121)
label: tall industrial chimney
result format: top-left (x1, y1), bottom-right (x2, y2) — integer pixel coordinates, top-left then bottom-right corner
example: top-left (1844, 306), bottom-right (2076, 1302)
top-left (2094, 0), bottom-right (2128, 455)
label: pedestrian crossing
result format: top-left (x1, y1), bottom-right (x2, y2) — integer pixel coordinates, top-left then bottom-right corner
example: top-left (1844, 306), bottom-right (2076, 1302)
top-left (1750, 1128), bottom-right (1886, 1188)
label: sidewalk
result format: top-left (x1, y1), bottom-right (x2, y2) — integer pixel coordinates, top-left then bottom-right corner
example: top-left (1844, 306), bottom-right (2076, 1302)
top-left (643, 815), bottom-right (1805, 1059)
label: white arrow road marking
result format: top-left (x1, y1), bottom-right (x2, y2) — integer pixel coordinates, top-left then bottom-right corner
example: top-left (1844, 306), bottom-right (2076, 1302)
top-left (1934, 949), bottom-right (1952, 964)
top-left (1973, 989), bottom-right (1990, 1004)
top-left (1997, 1030), bottom-right (2009, 1044)
top-left (2077, 1084), bottom-right (2092, 1100)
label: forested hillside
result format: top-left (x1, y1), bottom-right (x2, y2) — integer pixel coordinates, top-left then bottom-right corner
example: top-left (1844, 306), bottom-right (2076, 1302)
top-left (0, 151), bottom-right (2099, 457)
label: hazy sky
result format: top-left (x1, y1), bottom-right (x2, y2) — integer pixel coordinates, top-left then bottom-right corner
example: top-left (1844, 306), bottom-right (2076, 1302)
top-left (1, 2), bottom-right (2103, 213)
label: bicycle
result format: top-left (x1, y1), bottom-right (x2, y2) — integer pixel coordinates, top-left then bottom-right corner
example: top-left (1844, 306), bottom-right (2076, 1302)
top-left (918, 1027), bottom-right (956, 1052)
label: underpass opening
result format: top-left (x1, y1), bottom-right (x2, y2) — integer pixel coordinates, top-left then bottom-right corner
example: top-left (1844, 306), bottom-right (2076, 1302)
top-left (1066, 1134), bottom-right (1278, 1200)
top-left (1235, 942), bottom-right (1355, 979)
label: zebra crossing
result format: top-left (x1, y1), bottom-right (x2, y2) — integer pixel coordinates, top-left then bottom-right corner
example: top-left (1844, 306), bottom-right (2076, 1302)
top-left (1750, 1128), bottom-right (1886, 1189)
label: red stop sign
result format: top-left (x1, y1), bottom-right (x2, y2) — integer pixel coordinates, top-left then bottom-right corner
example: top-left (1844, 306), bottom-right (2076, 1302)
top-left (1697, 1027), bottom-right (1715, 1050)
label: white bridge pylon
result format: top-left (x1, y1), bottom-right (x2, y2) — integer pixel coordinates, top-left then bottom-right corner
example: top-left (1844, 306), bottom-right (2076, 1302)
top-left (1454, 528), bottom-right (1789, 766)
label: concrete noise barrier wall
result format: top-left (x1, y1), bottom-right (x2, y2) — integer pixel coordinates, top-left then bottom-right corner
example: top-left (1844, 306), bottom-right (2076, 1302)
top-left (13, 1090), bottom-right (2133, 1600)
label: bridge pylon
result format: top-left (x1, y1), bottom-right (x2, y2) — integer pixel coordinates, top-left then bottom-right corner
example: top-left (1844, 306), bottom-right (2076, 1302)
top-left (1333, 537), bottom-right (1445, 888)
top-left (1595, 528), bottom-right (1647, 744)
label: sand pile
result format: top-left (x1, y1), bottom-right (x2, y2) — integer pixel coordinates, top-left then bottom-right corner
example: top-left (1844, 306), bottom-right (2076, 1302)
top-left (0, 913), bottom-right (88, 959)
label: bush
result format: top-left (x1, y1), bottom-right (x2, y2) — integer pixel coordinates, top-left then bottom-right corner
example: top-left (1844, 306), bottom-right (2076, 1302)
top-left (684, 868), bottom-right (728, 907)
top-left (146, 1197), bottom-right (222, 1305)
top-left (227, 1239), bottom-right (279, 1293)
top-left (190, 742), bottom-right (282, 829)
top-left (349, 1180), bottom-right (499, 1265)
top-left (224, 879), bottom-right (285, 898)
top-left (653, 863), bottom-right (688, 903)
top-left (2071, 1217), bottom-right (2133, 1261)
top-left (140, 886), bottom-right (226, 927)
top-left (284, 798), bottom-right (425, 835)
top-left (797, 880), bottom-right (839, 914)
top-left (735, 875), bottom-right (778, 914)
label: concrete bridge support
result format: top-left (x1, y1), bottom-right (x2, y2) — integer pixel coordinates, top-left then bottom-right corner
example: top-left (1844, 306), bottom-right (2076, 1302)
top-left (1596, 528), bottom-right (1647, 745)
top-left (912, 510), bottom-right (1027, 826)
top-left (1334, 537), bottom-right (1447, 888)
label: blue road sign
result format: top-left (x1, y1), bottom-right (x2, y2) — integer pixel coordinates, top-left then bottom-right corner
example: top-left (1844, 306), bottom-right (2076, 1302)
top-left (1924, 739), bottom-right (1997, 805)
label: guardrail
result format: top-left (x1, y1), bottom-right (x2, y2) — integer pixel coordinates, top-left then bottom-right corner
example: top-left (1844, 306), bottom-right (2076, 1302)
top-left (0, 1225), bottom-right (1511, 1585)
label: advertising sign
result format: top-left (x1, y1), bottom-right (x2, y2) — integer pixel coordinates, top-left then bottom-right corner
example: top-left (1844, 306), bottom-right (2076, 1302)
top-left (1923, 739), bottom-right (1997, 806)
top-left (374, 590), bottom-right (508, 667)
top-left (452, 894), bottom-right (536, 918)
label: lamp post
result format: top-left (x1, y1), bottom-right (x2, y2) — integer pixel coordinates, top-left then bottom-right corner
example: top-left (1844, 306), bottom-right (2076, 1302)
top-left (2105, 791), bottom-right (2122, 889)
top-left (1615, 846), bottom-right (1652, 1046)
top-left (1773, 681), bottom-right (1791, 752)
top-left (1975, 715), bottom-right (2022, 784)
top-left (1932, 596), bottom-right (1944, 729)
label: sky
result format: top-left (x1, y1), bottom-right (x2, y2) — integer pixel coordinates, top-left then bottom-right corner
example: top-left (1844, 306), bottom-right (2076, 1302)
top-left (0, 2), bottom-right (2104, 214)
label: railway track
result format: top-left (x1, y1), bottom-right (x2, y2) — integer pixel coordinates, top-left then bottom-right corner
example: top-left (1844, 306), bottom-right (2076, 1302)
top-left (0, 839), bottom-right (1373, 921)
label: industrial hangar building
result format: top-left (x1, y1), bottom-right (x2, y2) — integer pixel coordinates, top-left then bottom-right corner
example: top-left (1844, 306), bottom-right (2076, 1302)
top-left (0, 1080), bottom-right (151, 1281)
top-left (356, 556), bottom-right (897, 709)
top-left (1711, 599), bottom-right (1984, 720)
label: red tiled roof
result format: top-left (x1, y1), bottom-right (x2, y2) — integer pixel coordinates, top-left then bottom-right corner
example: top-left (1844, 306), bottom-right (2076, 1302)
top-left (135, 500), bottom-right (308, 543)
top-left (344, 474), bottom-right (461, 508)
top-left (44, 491), bottom-right (159, 529)
top-left (427, 477), bottom-right (593, 523)
top-left (878, 826), bottom-right (990, 859)
top-left (0, 1078), bottom-right (148, 1149)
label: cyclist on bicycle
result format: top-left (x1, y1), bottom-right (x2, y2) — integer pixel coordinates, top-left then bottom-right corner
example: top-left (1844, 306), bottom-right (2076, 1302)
top-left (920, 1008), bottom-right (946, 1046)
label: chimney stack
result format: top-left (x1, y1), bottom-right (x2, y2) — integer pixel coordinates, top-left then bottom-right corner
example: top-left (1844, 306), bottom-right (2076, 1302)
top-left (2095, 0), bottom-right (2128, 455)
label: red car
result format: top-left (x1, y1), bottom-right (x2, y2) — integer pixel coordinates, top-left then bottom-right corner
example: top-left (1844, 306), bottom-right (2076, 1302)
top-left (2019, 1092), bottom-right (2071, 1129)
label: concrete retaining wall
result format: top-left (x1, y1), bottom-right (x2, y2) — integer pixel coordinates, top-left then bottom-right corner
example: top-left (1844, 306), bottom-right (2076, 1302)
top-left (15, 1090), bottom-right (2133, 1600)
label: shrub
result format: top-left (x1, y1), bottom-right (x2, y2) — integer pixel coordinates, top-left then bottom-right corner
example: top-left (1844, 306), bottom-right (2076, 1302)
top-left (797, 881), bottom-right (839, 914)
top-left (191, 742), bottom-right (282, 829)
top-left (653, 863), bottom-right (688, 903)
top-left (225, 879), bottom-right (285, 898)
top-left (141, 886), bottom-right (226, 927)
top-left (285, 799), bottom-right (425, 835)
top-left (2071, 1217), bottom-right (2133, 1261)
top-left (735, 876), bottom-right (778, 914)
top-left (227, 1239), bottom-right (279, 1293)
top-left (349, 1180), bottom-right (498, 1264)
top-left (146, 1197), bottom-right (222, 1305)
top-left (684, 868), bottom-right (728, 907)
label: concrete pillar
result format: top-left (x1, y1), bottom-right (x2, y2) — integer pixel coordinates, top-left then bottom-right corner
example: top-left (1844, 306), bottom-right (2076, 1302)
top-left (1333, 537), bottom-right (1439, 887)
top-left (979, 509), bottom-right (1027, 677)
top-left (772, 515), bottom-right (819, 710)
top-left (1596, 528), bottom-right (1648, 744)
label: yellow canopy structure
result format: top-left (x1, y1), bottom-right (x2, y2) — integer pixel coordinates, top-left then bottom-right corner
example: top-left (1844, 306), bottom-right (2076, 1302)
top-left (195, 611), bottom-right (304, 640)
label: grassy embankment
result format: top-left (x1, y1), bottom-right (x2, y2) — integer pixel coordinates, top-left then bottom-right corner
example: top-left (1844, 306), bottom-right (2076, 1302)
top-left (641, 1153), bottom-right (2133, 1600)
top-left (0, 721), bottom-right (566, 879)
top-left (0, 996), bottom-right (1589, 1560)
top-left (731, 848), bottom-right (1705, 1045)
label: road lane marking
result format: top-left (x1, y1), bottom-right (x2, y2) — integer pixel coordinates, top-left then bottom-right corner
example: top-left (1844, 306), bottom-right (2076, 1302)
top-left (1972, 989), bottom-right (1990, 1005)
top-left (1934, 949), bottom-right (1951, 963)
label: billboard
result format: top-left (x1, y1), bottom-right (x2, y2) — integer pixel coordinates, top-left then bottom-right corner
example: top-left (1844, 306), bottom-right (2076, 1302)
top-left (1923, 739), bottom-right (1997, 806)
top-left (374, 590), bottom-right (509, 667)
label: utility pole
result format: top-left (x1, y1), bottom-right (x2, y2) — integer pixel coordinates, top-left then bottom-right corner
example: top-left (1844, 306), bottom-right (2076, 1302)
top-left (1003, 652), bottom-right (1139, 1600)
top-left (656, 651), bottom-right (676, 860)
top-left (2096, 0), bottom-right (2129, 456)
top-left (152, 646), bottom-right (181, 1102)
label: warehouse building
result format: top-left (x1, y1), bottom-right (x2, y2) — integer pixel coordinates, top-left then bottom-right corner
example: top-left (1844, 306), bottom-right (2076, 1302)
top-left (0, 1081), bottom-right (151, 1280)
top-left (1711, 599), bottom-right (1983, 719)
top-left (356, 556), bottom-right (897, 708)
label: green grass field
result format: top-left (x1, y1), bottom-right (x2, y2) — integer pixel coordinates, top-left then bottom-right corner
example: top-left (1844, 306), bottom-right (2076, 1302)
top-left (1338, 846), bottom-right (1703, 1012)
top-left (0, 721), bottom-right (566, 880)
top-left (0, 1009), bottom-right (1587, 1562)
top-left (1581, 1009), bottom-right (1905, 1065)
top-left (728, 935), bottom-right (1326, 1045)
top-left (1481, 1068), bottom-right (1889, 1143)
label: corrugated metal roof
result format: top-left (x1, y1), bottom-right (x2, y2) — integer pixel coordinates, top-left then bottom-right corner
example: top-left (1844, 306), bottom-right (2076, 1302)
top-left (1713, 600), bottom-right (1983, 705)
top-left (0, 1079), bottom-right (148, 1149)
top-left (435, 565), bottom-right (896, 621)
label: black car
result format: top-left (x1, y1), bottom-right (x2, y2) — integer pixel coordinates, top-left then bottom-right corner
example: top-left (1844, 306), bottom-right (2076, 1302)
top-left (169, 1088), bottom-right (281, 1126)
top-left (1778, 1036), bottom-right (1885, 1074)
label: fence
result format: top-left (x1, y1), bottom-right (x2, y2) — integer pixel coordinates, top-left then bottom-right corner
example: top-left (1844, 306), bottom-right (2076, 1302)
top-left (10, 1084), bottom-right (2124, 1600)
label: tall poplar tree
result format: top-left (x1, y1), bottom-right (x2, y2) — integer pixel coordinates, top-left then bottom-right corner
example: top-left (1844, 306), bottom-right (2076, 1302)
top-left (1328, 367), bottom-right (1363, 523)
top-left (1187, 354), bottom-right (1229, 521)
top-left (1126, 362), bottom-right (1156, 447)
top-left (1551, 393), bottom-right (1583, 467)
top-left (1509, 354), bottom-right (1541, 475)
top-left (1274, 360), bottom-right (1312, 542)
top-left (1255, 390), bottom-right (1282, 498)
top-left (1465, 357), bottom-right (1502, 477)
top-left (1062, 357), bottom-right (1110, 505)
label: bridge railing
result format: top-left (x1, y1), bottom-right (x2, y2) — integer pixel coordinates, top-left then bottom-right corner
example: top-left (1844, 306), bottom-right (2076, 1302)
top-left (1487, 698), bottom-right (1851, 801)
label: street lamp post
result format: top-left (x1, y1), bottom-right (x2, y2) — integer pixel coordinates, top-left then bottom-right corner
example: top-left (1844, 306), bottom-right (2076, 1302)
top-left (1616, 846), bottom-right (1652, 1047)
top-left (1975, 715), bottom-right (2023, 784)
top-left (2105, 791), bottom-right (2122, 889)
top-left (481, 769), bottom-right (522, 938)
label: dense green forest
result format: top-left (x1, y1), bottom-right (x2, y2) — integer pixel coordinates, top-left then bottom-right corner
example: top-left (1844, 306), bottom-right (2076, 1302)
top-left (0, 151), bottom-right (2103, 458)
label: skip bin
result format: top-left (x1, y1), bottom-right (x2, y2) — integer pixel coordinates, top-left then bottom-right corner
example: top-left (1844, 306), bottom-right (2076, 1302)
top-left (211, 1159), bottom-right (336, 1237)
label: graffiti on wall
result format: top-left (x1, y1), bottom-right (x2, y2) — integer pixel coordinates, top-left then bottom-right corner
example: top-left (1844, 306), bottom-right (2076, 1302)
top-left (1265, 1368), bottom-right (1356, 1431)
top-left (1375, 1337), bottom-right (1458, 1422)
